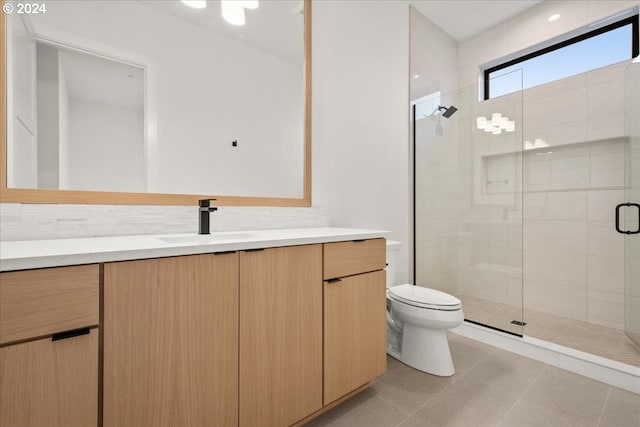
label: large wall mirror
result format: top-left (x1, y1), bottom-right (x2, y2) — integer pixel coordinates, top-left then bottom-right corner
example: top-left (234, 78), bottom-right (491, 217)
top-left (0, 0), bottom-right (311, 206)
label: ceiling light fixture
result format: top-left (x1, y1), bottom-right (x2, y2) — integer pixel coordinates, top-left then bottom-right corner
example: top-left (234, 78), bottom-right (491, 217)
top-left (181, 0), bottom-right (207, 9)
top-left (221, 1), bottom-right (245, 26)
top-left (476, 113), bottom-right (515, 135)
top-left (413, 74), bottom-right (420, 79)
top-left (548, 14), bottom-right (560, 22)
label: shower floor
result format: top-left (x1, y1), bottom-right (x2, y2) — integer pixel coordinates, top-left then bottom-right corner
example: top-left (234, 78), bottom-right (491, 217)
top-left (458, 295), bottom-right (640, 368)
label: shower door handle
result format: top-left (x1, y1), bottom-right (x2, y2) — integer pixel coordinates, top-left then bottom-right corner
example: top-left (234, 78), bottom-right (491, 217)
top-left (615, 203), bottom-right (640, 234)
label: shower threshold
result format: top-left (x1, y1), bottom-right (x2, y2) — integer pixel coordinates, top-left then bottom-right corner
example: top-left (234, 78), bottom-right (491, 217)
top-left (451, 320), bottom-right (640, 395)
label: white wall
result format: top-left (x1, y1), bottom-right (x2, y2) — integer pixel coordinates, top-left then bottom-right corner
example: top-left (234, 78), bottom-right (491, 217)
top-left (58, 58), bottom-right (69, 189)
top-left (68, 100), bottom-right (145, 192)
top-left (36, 43), bottom-right (60, 189)
top-left (312, 1), bottom-right (411, 284)
top-left (7, 14), bottom-right (38, 188)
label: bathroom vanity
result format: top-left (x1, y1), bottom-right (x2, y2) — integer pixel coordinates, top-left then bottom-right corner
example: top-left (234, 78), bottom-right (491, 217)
top-left (0, 228), bottom-right (389, 427)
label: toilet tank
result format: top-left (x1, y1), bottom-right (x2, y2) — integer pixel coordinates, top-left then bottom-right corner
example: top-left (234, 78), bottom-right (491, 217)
top-left (385, 240), bottom-right (402, 288)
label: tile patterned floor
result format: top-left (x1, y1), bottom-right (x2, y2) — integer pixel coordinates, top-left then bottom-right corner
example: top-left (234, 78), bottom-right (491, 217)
top-left (305, 334), bottom-right (640, 427)
top-left (459, 295), bottom-right (640, 368)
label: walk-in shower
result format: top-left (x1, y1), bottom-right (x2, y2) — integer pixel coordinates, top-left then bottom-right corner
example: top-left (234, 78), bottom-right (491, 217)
top-left (413, 61), bottom-right (640, 367)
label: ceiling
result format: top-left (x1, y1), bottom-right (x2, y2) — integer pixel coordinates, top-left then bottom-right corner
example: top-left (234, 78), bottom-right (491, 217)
top-left (410, 0), bottom-right (543, 42)
top-left (143, 0), bottom-right (304, 65)
top-left (140, 1), bottom-right (542, 63)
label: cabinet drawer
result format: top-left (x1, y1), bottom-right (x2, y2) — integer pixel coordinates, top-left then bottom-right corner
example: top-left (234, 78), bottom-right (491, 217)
top-left (0, 265), bottom-right (99, 345)
top-left (0, 328), bottom-right (99, 427)
top-left (323, 238), bottom-right (386, 280)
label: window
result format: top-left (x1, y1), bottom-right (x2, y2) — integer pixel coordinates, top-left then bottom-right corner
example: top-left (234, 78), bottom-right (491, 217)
top-left (484, 14), bottom-right (639, 100)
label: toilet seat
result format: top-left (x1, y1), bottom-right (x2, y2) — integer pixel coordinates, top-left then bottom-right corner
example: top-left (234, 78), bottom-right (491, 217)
top-left (388, 284), bottom-right (461, 311)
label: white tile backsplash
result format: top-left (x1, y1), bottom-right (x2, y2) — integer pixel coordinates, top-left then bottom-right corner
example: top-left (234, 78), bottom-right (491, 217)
top-left (0, 203), bottom-right (330, 241)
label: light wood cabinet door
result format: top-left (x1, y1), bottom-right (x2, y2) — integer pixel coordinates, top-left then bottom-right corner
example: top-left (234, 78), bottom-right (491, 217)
top-left (103, 253), bottom-right (238, 427)
top-left (324, 270), bottom-right (387, 404)
top-left (0, 328), bottom-right (99, 427)
top-left (239, 245), bottom-right (323, 427)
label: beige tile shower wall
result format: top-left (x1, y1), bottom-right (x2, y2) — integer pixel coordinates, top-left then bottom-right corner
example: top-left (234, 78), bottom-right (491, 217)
top-left (521, 64), bottom-right (627, 330)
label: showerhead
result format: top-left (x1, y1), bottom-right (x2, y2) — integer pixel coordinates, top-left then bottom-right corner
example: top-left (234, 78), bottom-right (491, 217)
top-left (438, 105), bottom-right (458, 118)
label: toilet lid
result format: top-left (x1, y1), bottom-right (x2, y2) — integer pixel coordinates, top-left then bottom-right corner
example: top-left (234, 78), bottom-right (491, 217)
top-left (388, 284), bottom-right (461, 310)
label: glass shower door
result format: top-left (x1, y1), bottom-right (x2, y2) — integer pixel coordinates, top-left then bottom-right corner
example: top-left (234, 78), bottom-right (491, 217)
top-left (412, 74), bottom-right (524, 337)
top-left (623, 60), bottom-right (640, 346)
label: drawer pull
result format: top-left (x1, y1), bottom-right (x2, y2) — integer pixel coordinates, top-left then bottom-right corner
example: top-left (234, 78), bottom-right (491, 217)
top-left (352, 239), bottom-right (366, 243)
top-left (244, 248), bottom-right (265, 252)
top-left (215, 251), bottom-right (237, 256)
top-left (326, 278), bottom-right (342, 284)
top-left (52, 327), bottom-right (91, 342)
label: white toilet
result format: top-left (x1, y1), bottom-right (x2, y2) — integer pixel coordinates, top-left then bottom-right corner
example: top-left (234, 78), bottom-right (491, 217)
top-left (386, 241), bottom-right (464, 376)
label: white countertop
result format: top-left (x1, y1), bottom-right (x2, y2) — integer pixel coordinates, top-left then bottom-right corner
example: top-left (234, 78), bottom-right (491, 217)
top-left (0, 227), bottom-right (391, 271)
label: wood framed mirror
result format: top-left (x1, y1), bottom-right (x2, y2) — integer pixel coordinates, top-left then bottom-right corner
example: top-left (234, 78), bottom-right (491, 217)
top-left (0, 0), bottom-right (311, 206)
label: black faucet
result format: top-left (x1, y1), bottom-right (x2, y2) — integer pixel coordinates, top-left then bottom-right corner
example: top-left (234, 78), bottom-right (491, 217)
top-left (198, 199), bottom-right (218, 235)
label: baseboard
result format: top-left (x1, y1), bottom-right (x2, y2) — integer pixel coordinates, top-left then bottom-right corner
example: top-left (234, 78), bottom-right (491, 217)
top-left (451, 321), bottom-right (640, 395)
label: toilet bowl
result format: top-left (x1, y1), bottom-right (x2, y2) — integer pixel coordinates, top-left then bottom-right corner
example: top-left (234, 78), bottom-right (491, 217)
top-left (385, 241), bottom-right (464, 377)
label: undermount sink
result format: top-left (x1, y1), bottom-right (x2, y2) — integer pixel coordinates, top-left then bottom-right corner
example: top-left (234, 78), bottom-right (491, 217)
top-left (158, 233), bottom-right (254, 245)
